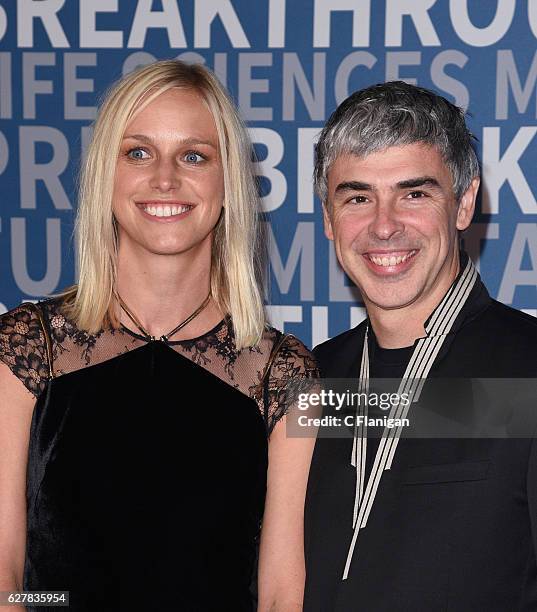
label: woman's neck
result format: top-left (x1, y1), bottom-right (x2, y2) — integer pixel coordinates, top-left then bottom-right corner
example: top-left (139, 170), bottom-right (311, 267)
top-left (115, 246), bottom-right (223, 340)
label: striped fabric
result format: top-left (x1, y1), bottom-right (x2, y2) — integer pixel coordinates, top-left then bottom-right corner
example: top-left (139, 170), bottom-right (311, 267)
top-left (343, 258), bottom-right (478, 580)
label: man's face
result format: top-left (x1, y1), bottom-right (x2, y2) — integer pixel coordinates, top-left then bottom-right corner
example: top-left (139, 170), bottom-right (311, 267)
top-left (324, 143), bottom-right (478, 317)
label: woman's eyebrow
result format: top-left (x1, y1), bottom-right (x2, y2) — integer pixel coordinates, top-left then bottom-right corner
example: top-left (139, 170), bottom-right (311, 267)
top-left (122, 133), bottom-right (217, 149)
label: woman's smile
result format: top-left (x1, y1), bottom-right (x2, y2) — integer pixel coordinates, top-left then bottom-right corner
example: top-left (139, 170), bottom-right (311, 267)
top-left (136, 201), bottom-right (195, 221)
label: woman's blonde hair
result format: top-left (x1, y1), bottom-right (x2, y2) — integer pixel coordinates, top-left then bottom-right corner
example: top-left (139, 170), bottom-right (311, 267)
top-left (63, 59), bottom-right (265, 349)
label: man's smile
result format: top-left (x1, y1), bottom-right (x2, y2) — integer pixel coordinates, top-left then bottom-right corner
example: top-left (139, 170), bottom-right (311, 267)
top-left (363, 249), bottom-right (418, 273)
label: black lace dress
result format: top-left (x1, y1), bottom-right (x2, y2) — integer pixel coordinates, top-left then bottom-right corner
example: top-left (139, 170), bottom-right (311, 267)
top-left (0, 298), bottom-right (317, 611)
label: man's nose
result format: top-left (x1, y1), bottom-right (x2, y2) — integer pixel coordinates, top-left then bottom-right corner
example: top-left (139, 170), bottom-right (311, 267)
top-left (149, 159), bottom-right (180, 192)
top-left (368, 199), bottom-right (404, 241)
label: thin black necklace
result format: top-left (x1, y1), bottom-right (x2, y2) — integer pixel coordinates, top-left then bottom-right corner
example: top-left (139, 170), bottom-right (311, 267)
top-left (114, 291), bottom-right (212, 342)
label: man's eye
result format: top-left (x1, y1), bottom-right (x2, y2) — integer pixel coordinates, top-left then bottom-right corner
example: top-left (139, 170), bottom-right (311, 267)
top-left (184, 152), bottom-right (205, 163)
top-left (408, 191), bottom-right (425, 199)
top-left (126, 148), bottom-right (149, 160)
top-left (349, 195), bottom-right (368, 204)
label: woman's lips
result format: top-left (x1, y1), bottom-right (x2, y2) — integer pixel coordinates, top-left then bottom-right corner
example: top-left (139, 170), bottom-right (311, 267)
top-left (136, 201), bottom-right (194, 222)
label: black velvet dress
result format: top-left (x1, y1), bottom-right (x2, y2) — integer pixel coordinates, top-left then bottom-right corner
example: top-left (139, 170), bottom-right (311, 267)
top-left (0, 298), bottom-right (317, 611)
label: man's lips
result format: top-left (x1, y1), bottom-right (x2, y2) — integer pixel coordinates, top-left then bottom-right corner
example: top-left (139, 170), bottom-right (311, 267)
top-left (363, 249), bottom-right (418, 270)
top-left (135, 201), bottom-right (194, 219)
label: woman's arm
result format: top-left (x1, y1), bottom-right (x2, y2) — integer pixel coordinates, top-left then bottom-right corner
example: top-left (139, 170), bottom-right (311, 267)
top-left (0, 362), bottom-right (35, 609)
top-left (257, 415), bottom-right (316, 611)
top-left (257, 334), bottom-right (319, 611)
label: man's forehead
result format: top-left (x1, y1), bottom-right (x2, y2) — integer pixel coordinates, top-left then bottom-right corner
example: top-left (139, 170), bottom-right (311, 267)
top-left (327, 143), bottom-right (450, 187)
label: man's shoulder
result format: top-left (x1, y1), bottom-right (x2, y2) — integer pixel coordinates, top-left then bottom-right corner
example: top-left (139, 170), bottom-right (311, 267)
top-left (481, 299), bottom-right (537, 343)
top-left (313, 321), bottom-right (366, 357)
top-left (458, 298), bottom-right (537, 375)
top-left (313, 321), bottom-right (367, 377)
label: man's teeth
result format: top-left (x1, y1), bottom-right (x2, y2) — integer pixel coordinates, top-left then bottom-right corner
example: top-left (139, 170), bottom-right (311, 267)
top-left (142, 204), bottom-right (191, 217)
top-left (369, 251), bottom-right (416, 267)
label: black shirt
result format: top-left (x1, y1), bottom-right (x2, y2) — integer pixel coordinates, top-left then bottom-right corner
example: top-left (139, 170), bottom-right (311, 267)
top-left (304, 271), bottom-right (537, 611)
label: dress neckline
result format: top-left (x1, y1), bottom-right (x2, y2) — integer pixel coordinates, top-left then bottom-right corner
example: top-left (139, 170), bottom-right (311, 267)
top-left (120, 317), bottom-right (229, 345)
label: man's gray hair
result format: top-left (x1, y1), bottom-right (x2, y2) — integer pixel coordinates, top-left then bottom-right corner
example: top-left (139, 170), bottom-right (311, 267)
top-left (314, 81), bottom-right (480, 203)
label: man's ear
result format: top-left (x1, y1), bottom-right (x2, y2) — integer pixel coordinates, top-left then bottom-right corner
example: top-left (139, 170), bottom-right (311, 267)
top-left (323, 202), bottom-right (334, 240)
top-left (456, 177), bottom-right (480, 231)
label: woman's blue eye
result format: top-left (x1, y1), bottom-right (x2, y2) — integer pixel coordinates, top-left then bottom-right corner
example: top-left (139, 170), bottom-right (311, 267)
top-left (127, 148), bottom-right (148, 160)
top-left (185, 152), bottom-right (204, 163)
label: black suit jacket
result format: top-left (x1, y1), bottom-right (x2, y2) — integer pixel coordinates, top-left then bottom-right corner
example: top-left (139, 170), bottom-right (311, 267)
top-left (304, 277), bottom-right (537, 611)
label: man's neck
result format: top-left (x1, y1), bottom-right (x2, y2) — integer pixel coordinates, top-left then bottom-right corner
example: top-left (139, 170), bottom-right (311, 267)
top-left (367, 308), bottom-right (424, 349)
top-left (366, 263), bottom-right (462, 349)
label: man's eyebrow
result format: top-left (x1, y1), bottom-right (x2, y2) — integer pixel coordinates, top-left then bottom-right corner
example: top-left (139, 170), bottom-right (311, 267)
top-left (335, 180), bottom-right (373, 193)
top-left (122, 134), bottom-right (217, 148)
top-left (396, 176), bottom-right (440, 189)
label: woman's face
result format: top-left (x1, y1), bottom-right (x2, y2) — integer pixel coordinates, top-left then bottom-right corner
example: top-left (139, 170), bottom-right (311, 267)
top-left (112, 87), bottom-right (224, 259)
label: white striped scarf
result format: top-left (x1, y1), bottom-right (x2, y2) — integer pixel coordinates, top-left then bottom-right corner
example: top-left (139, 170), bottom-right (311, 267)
top-left (343, 257), bottom-right (478, 580)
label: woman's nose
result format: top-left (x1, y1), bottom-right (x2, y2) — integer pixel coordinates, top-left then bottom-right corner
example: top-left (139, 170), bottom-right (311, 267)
top-left (149, 159), bottom-right (180, 192)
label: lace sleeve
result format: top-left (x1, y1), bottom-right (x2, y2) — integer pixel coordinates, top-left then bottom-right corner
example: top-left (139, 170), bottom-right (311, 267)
top-left (264, 334), bottom-right (319, 435)
top-left (0, 303), bottom-right (51, 397)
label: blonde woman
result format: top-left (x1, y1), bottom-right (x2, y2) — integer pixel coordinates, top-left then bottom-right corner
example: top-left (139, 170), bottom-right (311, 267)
top-left (0, 60), bottom-right (317, 611)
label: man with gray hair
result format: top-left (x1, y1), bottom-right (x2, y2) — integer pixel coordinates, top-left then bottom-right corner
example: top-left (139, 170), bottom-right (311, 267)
top-left (303, 82), bottom-right (537, 610)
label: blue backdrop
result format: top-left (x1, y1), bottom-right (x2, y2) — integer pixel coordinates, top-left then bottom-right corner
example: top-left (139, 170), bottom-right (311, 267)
top-left (1, 0), bottom-right (537, 347)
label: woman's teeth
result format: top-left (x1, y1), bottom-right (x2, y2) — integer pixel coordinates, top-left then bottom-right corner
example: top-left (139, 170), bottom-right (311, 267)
top-left (142, 204), bottom-right (191, 217)
top-left (369, 250), bottom-right (416, 267)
